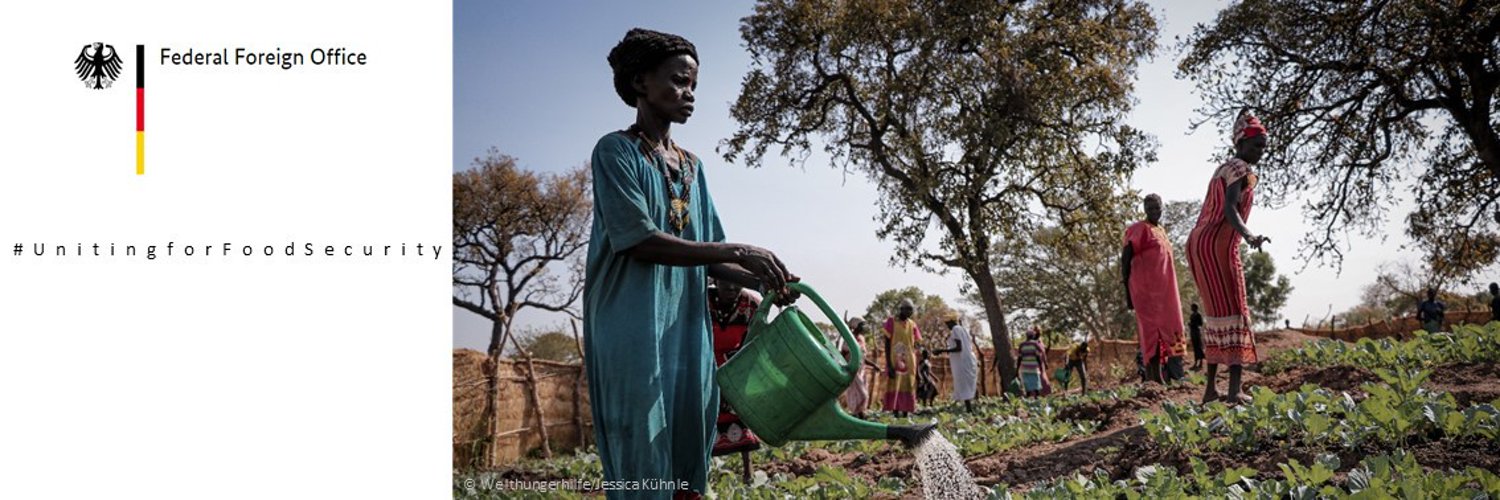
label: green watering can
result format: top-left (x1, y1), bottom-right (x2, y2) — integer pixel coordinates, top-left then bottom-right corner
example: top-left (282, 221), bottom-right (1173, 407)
top-left (716, 282), bottom-right (935, 448)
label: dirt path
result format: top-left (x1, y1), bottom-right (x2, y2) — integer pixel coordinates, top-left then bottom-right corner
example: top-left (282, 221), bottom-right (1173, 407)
top-left (1254, 329), bottom-right (1325, 360)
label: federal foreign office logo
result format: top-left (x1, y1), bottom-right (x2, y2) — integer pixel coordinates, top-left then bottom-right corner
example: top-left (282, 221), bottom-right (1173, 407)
top-left (74, 42), bottom-right (124, 89)
top-left (73, 42), bottom-right (146, 175)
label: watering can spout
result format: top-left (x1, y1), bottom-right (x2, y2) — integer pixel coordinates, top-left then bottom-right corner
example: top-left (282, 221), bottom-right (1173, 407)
top-left (783, 399), bottom-right (935, 447)
top-left (783, 399), bottom-right (888, 444)
top-left (886, 422), bottom-right (938, 448)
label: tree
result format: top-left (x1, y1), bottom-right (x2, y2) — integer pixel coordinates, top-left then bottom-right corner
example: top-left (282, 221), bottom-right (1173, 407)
top-left (1365, 260), bottom-right (1488, 318)
top-left (1335, 260), bottom-right (1490, 326)
top-left (972, 194), bottom-right (1136, 342)
top-left (1371, 260), bottom-right (1433, 316)
top-left (1161, 200), bottom-right (1202, 317)
top-left (514, 329), bottom-right (582, 364)
top-left (1241, 246), bottom-right (1294, 328)
top-left (972, 195), bottom-right (1204, 342)
top-left (452, 149), bottom-right (591, 464)
top-left (726, 0), bottom-right (1160, 391)
top-left (1179, 0), bottom-right (1500, 281)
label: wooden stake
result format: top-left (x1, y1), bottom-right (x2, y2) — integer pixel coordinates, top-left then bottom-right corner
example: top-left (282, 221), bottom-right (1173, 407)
top-left (509, 334), bottom-right (553, 459)
top-left (741, 449), bottom-right (752, 483)
top-left (570, 319), bottom-right (588, 449)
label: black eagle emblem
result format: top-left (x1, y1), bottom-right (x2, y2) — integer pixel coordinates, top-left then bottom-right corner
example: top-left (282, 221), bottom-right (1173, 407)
top-left (74, 42), bottom-right (123, 89)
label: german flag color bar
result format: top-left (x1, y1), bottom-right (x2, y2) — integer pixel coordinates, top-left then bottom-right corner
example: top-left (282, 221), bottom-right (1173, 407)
top-left (135, 44), bottom-right (144, 175)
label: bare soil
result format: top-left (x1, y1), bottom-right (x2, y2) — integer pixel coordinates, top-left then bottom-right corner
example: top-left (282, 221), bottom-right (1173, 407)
top-left (1428, 362), bottom-right (1500, 407)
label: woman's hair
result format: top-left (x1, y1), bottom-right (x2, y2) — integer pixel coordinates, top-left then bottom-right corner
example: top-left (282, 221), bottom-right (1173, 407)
top-left (606, 28), bottom-right (698, 107)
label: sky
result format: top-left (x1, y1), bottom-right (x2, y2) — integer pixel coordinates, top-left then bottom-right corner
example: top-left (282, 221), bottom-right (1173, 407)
top-left (452, 0), bottom-right (1500, 351)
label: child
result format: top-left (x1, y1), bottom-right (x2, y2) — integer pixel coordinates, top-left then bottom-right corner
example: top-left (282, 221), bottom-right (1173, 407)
top-left (916, 347), bottom-right (939, 408)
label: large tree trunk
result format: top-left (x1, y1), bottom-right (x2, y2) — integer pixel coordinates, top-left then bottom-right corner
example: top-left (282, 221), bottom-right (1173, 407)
top-left (971, 264), bottom-right (1018, 396)
top-left (479, 317), bottom-right (507, 467)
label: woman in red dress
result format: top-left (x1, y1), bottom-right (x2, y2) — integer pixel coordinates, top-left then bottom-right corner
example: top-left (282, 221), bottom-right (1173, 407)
top-left (1187, 109), bottom-right (1271, 405)
top-left (1122, 193), bottom-right (1184, 385)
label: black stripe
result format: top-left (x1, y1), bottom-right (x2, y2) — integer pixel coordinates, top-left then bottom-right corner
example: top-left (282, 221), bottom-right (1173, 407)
top-left (135, 45), bottom-right (143, 88)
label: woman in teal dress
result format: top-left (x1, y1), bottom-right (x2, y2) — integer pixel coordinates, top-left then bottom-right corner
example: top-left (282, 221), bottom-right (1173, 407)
top-left (583, 28), bottom-right (797, 500)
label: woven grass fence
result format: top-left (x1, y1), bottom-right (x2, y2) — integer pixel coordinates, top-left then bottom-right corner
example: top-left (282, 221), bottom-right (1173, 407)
top-left (453, 349), bottom-right (592, 469)
top-left (1290, 309), bottom-right (1491, 342)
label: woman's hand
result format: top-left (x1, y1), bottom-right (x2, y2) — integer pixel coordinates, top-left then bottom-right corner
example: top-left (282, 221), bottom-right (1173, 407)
top-left (733, 244), bottom-right (800, 306)
top-left (1247, 234), bottom-right (1270, 250)
top-left (776, 274), bottom-right (802, 307)
top-left (733, 244), bottom-right (788, 291)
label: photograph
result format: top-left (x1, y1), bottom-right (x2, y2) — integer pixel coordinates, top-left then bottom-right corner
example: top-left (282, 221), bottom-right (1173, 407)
top-left (450, 1), bottom-right (1500, 498)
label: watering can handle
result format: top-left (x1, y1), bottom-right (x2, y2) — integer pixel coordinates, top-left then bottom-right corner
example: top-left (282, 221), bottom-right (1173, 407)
top-left (751, 282), bottom-right (863, 380)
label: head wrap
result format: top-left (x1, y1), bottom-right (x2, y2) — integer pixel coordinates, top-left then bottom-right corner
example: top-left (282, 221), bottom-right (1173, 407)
top-left (1027, 326), bottom-right (1041, 340)
top-left (847, 317), bottom-right (866, 331)
top-left (607, 28), bottom-right (698, 107)
top-left (1232, 109), bottom-right (1267, 144)
top-left (944, 311), bottom-right (960, 322)
top-left (898, 298), bottom-right (916, 309)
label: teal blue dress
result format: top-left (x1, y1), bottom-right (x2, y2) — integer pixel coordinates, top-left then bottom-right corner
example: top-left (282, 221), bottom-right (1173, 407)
top-left (583, 130), bottom-right (724, 498)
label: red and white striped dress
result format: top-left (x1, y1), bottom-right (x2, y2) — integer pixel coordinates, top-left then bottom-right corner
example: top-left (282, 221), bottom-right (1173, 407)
top-left (1186, 158), bottom-right (1258, 366)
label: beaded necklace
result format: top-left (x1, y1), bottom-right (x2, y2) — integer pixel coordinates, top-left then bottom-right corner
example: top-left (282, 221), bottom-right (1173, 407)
top-left (628, 124), bottom-right (694, 234)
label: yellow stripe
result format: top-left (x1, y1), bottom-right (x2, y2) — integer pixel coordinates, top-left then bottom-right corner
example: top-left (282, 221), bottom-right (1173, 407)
top-left (136, 131), bottom-right (144, 175)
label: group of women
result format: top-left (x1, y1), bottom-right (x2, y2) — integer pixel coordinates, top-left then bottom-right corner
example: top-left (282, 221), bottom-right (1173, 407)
top-left (836, 302), bottom-right (981, 418)
top-left (580, 28), bottom-right (1272, 499)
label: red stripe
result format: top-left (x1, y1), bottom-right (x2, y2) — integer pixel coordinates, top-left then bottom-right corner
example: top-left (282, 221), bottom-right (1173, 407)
top-left (136, 88), bottom-right (144, 131)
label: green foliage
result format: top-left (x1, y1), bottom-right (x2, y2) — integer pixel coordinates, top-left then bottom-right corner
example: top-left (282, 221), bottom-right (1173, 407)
top-left (708, 464), bottom-right (905, 499)
top-left (903, 388), bottom-right (1143, 457)
top-left (513, 329), bottom-right (580, 363)
top-left (468, 387), bottom-right (1138, 498)
top-left (770, 389), bottom-right (1131, 460)
top-left (977, 193), bottom-right (1138, 341)
top-left (1260, 322), bottom-right (1500, 375)
top-left (1161, 200), bottom-right (1202, 318)
top-left (1143, 369), bottom-right (1500, 452)
top-left (863, 286), bottom-right (961, 349)
top-left (450, 449), bottom-right (910, 499)
top-left (727, 0), bottom-right (1162, 385)
top-left (940, 407), bottom-right (1098, 458)
top-left (1241, 246), bottom-right (1294, 328)
top-left (1012, 451), bottom-right (1500, 499)
top-left (453, 448), bottom-right (601, 499)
